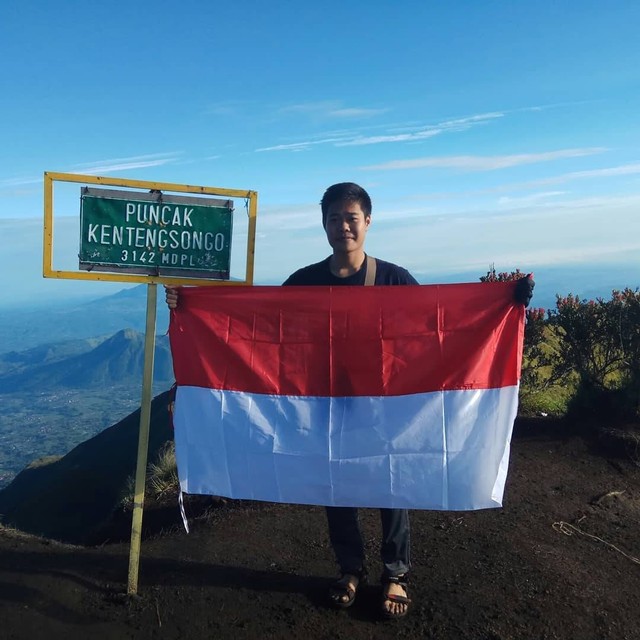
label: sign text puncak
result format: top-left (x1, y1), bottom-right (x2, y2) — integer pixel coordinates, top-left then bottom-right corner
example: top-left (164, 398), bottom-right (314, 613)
top-left (79, 187), bottom-right (233, 278)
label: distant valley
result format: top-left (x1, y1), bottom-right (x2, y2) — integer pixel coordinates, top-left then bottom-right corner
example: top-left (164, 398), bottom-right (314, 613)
top-left (0, 328), bottom-right (173, 488)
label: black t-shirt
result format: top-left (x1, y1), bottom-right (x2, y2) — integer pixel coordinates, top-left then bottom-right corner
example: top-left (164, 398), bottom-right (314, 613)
top-left (282, 256), bottom-right (418, 286)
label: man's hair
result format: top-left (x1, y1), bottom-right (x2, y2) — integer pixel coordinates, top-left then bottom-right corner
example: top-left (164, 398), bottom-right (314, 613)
top-left (320, 182), bottom-right (372, 227)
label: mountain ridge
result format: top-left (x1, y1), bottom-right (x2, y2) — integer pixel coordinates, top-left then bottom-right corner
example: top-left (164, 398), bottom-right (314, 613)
top-left (0, 329), bottom-right (173, 393)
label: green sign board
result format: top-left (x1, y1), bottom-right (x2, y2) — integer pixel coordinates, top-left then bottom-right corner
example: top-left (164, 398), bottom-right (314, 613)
top-left (79, 187), bottom-right (233, 278)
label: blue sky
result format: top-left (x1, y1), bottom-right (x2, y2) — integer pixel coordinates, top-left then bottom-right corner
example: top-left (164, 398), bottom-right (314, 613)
top-left (1, 1), bottom-right (639, 307)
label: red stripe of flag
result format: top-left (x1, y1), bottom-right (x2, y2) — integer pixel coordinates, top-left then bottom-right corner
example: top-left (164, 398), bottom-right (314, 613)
top-left (169, 282), bottom-right (524, 397)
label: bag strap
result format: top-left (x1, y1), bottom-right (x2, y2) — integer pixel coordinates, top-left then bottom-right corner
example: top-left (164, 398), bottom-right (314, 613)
top-left (364, 255), bottom-right (377, 286)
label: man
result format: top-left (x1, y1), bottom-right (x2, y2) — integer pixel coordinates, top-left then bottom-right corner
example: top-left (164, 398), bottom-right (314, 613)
top-left (282, 182), bottom-right (417, 619)
top-left (166, 182), bottom-right (534, 619)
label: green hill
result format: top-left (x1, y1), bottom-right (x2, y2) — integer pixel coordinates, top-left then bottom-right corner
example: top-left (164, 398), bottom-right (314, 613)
top-left (0, 329), bottom-right (173, 392)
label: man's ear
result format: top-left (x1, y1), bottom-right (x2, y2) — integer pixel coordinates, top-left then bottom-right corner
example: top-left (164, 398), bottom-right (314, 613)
top-left (365, 215), bottom-right (372, 228)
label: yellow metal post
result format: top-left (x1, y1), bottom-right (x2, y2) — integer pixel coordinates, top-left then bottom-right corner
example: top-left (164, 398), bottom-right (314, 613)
top-left (127, 283), bottom-right (158, 595)
top-left (43, 173), bottom-right (54, 276)
top-left (245, 191), bottom-right (258, 285)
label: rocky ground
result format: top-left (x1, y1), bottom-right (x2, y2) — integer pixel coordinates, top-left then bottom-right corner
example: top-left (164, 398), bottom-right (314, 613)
top-left (1, 418), bottom-right (639, 640)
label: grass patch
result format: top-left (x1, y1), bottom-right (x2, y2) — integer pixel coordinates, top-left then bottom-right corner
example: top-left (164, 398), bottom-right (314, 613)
top-left (519, 384), bottom-right (574, 417)
top-left (147, 441), bottom-right (179, 499)
top-left (119, 441), bottom-right (178, 508)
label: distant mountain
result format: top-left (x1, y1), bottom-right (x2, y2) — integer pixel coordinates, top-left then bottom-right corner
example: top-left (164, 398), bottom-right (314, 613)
top-left (0, 284), bottom-right (170, 353)
top-left (0, 335), bottom-right (109, 376)
top-left (0, 329), bottom-right (173, 393)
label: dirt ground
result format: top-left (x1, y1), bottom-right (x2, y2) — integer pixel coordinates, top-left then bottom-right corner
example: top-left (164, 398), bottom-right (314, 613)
top-left (1, 417), bottom-right (639, 640)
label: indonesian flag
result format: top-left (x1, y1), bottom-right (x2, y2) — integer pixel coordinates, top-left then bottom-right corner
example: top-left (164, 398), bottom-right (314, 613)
top-left (169, 283), bottom-right (524, 511)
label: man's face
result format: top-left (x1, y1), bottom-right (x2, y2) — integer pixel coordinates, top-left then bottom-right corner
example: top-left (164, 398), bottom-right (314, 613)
top-left (324, 200), bottom-right (371, 254)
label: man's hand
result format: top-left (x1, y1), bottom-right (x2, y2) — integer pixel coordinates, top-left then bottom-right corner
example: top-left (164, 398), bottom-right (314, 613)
top-left (514, 275), bottom-right (535, 308)
top-left (165, 285), bottom-right (179, 309)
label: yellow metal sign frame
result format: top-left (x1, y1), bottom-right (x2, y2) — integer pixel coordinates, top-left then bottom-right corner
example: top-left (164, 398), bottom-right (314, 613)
top-left (44, 171), bottom-right (258, 596)
top-left (43, 171), bottom-right (258, 286)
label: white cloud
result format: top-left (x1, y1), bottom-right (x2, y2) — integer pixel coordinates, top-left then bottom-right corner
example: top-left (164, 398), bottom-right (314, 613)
top-left (339, 112), bottom-right (504, 147)
top-left (337, 129), bottom-right (443, 146)
top-left (497, 191), bottom-right (568, 206)
top-left (257, 111), bottom-right (504, 152)
top-left (278, 101), bottom-right (337, 114)
top-left (512, 163), bottom-right (640, 188)
top-left (277, 102), bottom-right (387, 119)
top-left (363, 148), bottom-right (607, 171)
top-left (506, 193), bottom-right (640, 212)
top-left (255, 139), bottom-right (337, 152)
top-left (71, 152), bottom-right (181, 175)
top-left (327, 107), bottom-right (389, 118)
top-left (0, 152), bottom-right (182, 196)
top-left (0, 176), bottom-right (42, 188)
top-left (400, 163), bottom-right (640, 202)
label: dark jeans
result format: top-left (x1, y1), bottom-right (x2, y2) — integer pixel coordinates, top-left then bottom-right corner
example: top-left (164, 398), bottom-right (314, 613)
top-left (325, 507), bottom-right (411, 578)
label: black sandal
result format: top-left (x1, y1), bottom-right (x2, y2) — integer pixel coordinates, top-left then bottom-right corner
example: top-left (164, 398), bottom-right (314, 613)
top-left (328, 567), bottom-right (368, 609)
top-left (381, 574), bottom-right (411, 619)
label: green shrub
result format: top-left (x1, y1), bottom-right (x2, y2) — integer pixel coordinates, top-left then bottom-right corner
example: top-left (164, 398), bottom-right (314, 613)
top-left (549, 290), bottom-right (640, 424)
top-left (146, 441), bottom-right (179, 499)
top-left (479, 268), bottom-right (639, 425)
top-left (118, 440), bottom-right (178, 507)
